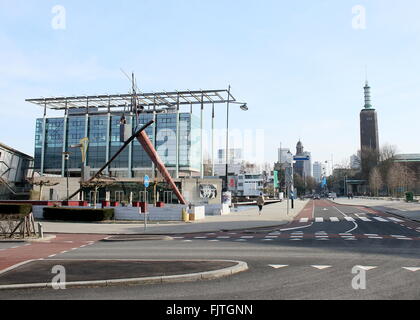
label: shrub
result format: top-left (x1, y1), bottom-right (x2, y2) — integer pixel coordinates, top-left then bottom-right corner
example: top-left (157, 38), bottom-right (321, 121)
top-left (43, 207), bottom-right (115, 222)
top-left (0, 204), bottom-right (32, 216)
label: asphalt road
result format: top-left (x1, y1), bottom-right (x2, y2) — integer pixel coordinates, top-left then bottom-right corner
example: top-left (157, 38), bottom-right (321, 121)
top-left (1, 199), bottom-right (420, 300)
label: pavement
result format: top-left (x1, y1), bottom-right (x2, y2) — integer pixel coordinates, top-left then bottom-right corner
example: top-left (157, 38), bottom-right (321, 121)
top-left (2, 199), bottom-right (420, 299)
top-left (332, 197), bottom-right (420, 223)
top-left (0, 200), bottom-right (307, 290)
top-left (37, 200), bottom-right (309, 235)
top-left (0, 259), bottom-right (248, 290)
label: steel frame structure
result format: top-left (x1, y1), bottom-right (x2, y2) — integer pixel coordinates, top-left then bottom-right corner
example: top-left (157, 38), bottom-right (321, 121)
top-left (26, 89), bottom-right (239, 113)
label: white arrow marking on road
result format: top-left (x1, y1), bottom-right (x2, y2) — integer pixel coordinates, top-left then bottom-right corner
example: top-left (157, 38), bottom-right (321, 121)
top-left (311, 265), bottom-right (332, 270)
top-left (269, 265), bottom-right (289, 269)
top-left (403, 267), bottom-right (420, 272)
top-left (355, 266), bottom-right (377, 271)
top-left (323, 208), bottom-right (328, 211)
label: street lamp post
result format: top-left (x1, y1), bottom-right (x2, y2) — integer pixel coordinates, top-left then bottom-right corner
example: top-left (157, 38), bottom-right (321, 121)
top-left (224, 86), bottom-right (248, 190)
top-left (63, 152), bottom-right (70, 201)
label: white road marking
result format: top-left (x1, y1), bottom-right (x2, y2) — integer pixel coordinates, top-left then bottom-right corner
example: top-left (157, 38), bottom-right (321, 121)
top-left (359, 217), bottom-right (372, 222)
top-left (333, 206), bottom-right (359, 234)
top-left (173, 237), bottom-right (184, 239)
top-left (330, 217), bottom-right (339, 222)
top-left (209, 240), bottom-right (219, 242)
top-left (391, 235), bottom-right (407, 238)
top-left (269, 265), bottom-right (288, 269)
top-left (311, 265), bottom-right (332, 270)
top-left (182, 240), bottom-right (192, 242)
top-left (241, 236), bottom-right (254, 239)
top-left (373, 217), bottom-right (389, 222)
top-left (300, 218), bottom-right (309, 223)
top-left (194, 237), bottom-right (207, 239)
top-left (217, 236), bottom-right (230, 239)
top-left (289, 238), bottom-right (302, 241)
top-left (235, 239), bottom-right (246, 242)
top-left (315, 218), bottom-right (324, 223)
top-left (344, 217), bottom-right (355, 222)
top-left (368, 237), bottom-right (383, 239)
top-left (389, 217), bottom-right (404, 222)
top-left (356, 266), bottom-right (377, 271)
top-left (403, 267), bottom-right (420, 272)
top-left (265, 236), bottom-right (278, 238)
top-left (365, 234), bottom-right (379, 236)
top-left (263, 239), bottom-right (274, 241)
top-left (48, 254), bottom-right (56, 258)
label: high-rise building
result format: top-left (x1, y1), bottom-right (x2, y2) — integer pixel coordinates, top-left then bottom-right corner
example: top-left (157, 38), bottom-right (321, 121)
top-left (278, 148), bottom-right (293, 165)
top-left (360, 81), bottom-right (380, 179)
top-left (313, 161), bottom-right (324, 183)
top-left (294, 140), bottom-right (312, 178)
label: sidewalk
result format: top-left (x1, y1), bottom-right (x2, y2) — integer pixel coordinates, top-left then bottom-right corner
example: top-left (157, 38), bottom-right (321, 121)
top-left (38, 200), bottom-right (309, 235)
top-left (333, 197), bottom-right (420, 223)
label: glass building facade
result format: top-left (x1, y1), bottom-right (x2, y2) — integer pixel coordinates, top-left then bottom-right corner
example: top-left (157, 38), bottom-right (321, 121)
top-left (34, 112), bottom-right (202, 178)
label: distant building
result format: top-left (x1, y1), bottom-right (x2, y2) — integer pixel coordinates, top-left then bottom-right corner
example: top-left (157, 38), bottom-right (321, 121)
top-left (350, 154), bottom-right (361, 170)
top-left (0, 142), bottom-right (33, 200)
top-left (294, 141), bottom-right (312, 178)
top-left (214, 148), bottom-right (243, 176)
top-left (313, 162), bottom-right (324, 183)
top-left (394, 154), bottom-right (420, 195)
top-left (278, 148), bottom-right (293, 165)
top-left (360, 81), bottom-right (380, 179)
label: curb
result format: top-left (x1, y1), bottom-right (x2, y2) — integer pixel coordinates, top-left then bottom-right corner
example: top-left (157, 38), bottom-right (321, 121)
top-left (0, 235), bottom-right (56, 243)
top-left (0, 260), bottom-right (248, 290)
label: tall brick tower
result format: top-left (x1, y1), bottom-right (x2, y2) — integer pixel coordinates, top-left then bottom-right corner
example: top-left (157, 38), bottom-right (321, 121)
top-left (360, 81), bottom-right (380, 179)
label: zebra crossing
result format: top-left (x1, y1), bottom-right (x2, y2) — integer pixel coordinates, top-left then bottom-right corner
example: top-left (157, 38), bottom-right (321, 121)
top-left (174, 232), bottom-right (419, 242)
top-left (299, 216), bottom-right (404, 223)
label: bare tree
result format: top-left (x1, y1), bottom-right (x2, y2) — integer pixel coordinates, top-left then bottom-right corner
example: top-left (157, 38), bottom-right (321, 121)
top-left (27, 179), bottom-right (59, 201)
top-left (369, 167), bottom-right (383, 196)
top-left (380, 144), bottom-right (398, 162)
top-left (81, 178), bottom-right (116, 209)
top-left (387, 163), bottom-right (415, 197)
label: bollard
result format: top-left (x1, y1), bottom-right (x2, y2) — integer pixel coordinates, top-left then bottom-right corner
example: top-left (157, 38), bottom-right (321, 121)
top-left (37, 222), bottom-right (44, 239)
top-left (182, 208), bottom-right (189, 222)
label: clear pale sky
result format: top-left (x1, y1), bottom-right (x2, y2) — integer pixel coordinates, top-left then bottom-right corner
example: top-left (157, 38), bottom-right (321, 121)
top-left (1, 0), bottom-right (419, 168)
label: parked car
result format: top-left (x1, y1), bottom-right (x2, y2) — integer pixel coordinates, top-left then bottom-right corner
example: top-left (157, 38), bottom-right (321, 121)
top-left (313, 194), bottom-right (321, 200)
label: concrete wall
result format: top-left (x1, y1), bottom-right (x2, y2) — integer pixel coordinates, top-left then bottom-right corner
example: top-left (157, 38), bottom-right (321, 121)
top-left (33, 177), bottom-right (81, 201)
top-left (181, 178), bottom-right (223, 206)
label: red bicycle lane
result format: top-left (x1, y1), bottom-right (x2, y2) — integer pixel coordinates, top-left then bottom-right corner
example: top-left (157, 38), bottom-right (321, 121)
top-left (0, 234), bottom-right (107, 273)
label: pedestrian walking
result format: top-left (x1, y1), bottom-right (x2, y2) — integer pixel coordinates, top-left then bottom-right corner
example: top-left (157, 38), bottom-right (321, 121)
top-left (257, 193), bottom-right (265, 216)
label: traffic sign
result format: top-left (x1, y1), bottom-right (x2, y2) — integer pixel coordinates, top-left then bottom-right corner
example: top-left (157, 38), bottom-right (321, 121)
top-left (144, 175), bottom-right (150, 188)
top-left (294, 156), bottom-right (310, 161)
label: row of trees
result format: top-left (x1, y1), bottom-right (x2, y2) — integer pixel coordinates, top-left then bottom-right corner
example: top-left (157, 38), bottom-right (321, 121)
top-left (367, 145), bottom-right (418, 197)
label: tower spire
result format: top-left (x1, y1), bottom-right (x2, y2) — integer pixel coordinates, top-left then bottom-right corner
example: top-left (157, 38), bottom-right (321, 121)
top-left (363, 80), bottom-right (373, 109)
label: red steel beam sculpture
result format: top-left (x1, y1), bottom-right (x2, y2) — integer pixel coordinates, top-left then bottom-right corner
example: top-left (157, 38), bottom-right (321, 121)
top-left (136, 130), bottom-right (187, 205)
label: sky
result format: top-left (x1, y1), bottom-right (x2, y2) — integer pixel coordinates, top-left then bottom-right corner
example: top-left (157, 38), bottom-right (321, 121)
top-left (1, 0), bottom-right (420, 169)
